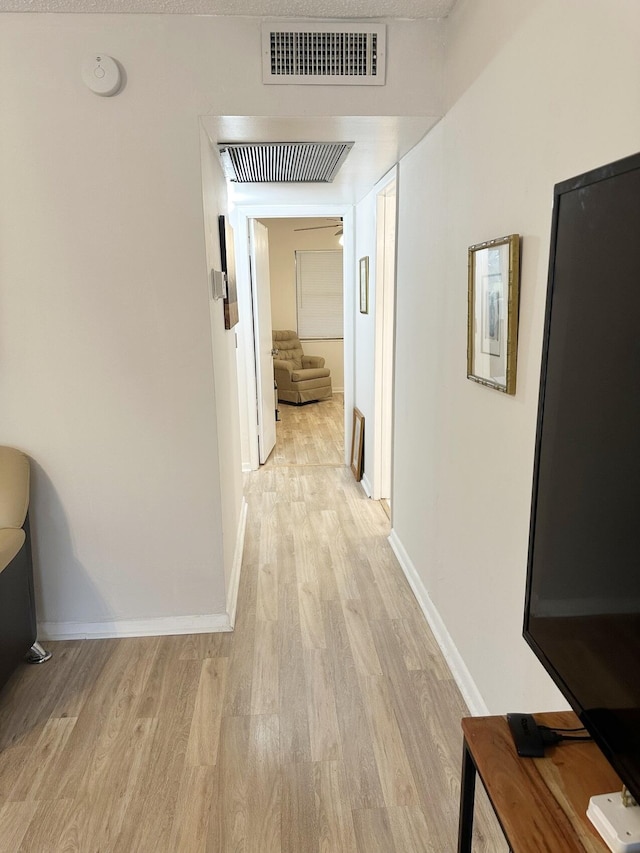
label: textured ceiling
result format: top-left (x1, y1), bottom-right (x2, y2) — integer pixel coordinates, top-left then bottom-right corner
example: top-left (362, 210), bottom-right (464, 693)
top-left (0, 0), bottom-right (456, 16)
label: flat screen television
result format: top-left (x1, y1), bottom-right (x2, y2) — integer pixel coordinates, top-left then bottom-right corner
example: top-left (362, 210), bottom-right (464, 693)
top-left (524, 151), bottom-right (640, 803)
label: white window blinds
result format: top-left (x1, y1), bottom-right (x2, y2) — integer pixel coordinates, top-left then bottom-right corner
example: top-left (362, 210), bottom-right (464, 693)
top-left (295, 250), bottom-right (344, 339)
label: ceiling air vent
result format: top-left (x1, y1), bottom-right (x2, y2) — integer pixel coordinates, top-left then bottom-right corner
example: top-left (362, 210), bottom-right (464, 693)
top-left (262, 22), bottom-right (386, 86)
top-left (217, 142), bottom-right (354, 183)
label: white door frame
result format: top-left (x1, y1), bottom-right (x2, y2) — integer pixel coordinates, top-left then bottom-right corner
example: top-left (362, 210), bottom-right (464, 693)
top-left (249, 219), bottom-right (277, 464)
top-left (371, 169), bottom-right (398, 503)
top-left (231, 203), bottom-right (355, 472)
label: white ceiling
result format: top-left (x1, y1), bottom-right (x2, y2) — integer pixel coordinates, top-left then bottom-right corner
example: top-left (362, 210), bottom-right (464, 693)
top-left (0, 0), bottom-right (456, 16)
top-left (201, 115), bottom-right (439, 205)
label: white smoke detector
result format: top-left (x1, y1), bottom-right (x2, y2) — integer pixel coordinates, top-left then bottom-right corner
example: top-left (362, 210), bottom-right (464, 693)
top-left (81, 55), bottom-right (122, 97)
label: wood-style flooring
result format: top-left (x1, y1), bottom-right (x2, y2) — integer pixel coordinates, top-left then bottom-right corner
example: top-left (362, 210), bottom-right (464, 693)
top-left (267, 394), bottom-right (344, 468)
top-left (0, 395), bottom-right (506, 851)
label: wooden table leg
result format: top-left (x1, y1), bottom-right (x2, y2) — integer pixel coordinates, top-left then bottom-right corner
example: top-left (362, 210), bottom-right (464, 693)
top-left (458, 739), bottom-right (477, 853)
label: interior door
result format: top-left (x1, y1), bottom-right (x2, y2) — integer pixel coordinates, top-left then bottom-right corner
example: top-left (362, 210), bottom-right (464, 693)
top-left (249, 219), bottom-right (276, 464)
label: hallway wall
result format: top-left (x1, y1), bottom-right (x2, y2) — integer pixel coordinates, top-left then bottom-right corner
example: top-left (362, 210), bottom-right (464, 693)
top-left (0, 14), bottom-right (444, 634)
top-left (200, 127), bottom-right (245, 607)
top-left (392, 0), bottom-right (640, 713)
top-left (354, 186), bottom-right (377, 494)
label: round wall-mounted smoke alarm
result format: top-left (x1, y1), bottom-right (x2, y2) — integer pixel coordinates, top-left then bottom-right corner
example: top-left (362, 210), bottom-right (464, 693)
top-left (81, 55), bottom-right (122, 97)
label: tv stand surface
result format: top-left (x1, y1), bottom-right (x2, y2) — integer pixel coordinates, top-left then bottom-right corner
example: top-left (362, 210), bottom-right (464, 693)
top-left (459, 711), bottom-right (622, 852)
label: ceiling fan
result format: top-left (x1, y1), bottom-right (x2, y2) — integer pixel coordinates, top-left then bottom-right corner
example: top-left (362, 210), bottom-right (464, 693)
top-left (294, 218), bottom-right (343, 236)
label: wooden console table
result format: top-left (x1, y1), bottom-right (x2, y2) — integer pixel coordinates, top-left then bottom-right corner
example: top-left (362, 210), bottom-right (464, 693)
top-left (458, 712), bottom-right (622, 852)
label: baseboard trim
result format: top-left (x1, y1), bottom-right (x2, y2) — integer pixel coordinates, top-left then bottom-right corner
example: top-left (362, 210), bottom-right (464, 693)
top-left (388, 529), bottom-right (489, 717)
top-left (39, 612), bottom-right (232, 641)
top-left (242, 462), bottom-right (252, 473)
top-left (226, 496), bottom-right (248, 629)
top-left (40, 499), bottom-right (250, 643)
top-left (360, 473), bottom-right (373, 497)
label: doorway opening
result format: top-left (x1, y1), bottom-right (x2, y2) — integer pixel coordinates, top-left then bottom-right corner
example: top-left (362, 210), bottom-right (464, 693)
top-left (241, 212), bottom-right (351, 471)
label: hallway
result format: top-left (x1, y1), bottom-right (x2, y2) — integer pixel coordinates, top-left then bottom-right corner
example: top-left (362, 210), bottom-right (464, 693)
top-left (0, 397), bottom-right (505, 851)
top-left (229, 396), bottom-right (505, 850)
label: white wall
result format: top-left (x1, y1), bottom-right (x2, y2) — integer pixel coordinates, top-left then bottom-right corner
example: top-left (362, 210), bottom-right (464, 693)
top-left (0, 13), bottom-right (443, 634)
top-left (392, 0), bottom-right (640, 713)
top-left (354, 191), bottom-right (378, 493)
top-left (260, 217), bottom-right (345, 391)
top-left (199, 126), bottom-right (245, 609)
top-left (0, 34), bottom-right (227, 633)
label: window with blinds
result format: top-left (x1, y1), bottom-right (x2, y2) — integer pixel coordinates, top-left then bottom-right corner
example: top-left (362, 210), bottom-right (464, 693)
top-left (295, 250), bottom-right (344, 340)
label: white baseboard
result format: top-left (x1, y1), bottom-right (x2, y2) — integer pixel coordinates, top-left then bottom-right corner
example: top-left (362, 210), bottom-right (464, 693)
top-left (226, 496), bottom-right (248, 628)
top-left (242, 462), bottom-right (253, 473)
top-left (360, 473), bottom-right (373, 497)
top-left (39, 499), bottom-right (249, 643)
top-left (388, 529), bottom-right (489, 717)
top-left (39, 612), bottom-right (232, 642)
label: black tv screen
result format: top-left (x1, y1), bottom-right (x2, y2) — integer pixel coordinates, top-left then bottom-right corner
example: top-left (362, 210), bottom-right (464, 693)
top-left (524, 151), bottom-right (640, 801)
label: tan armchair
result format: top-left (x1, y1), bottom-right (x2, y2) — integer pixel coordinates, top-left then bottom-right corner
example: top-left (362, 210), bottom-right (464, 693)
top-left (272, 330), bottom-right (332, 405)
top-left (0, 446), bottom-right (51, 691)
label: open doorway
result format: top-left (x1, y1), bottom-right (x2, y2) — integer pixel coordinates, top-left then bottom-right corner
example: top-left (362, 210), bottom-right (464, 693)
top-left (241, 213), bottom-right (350, 471)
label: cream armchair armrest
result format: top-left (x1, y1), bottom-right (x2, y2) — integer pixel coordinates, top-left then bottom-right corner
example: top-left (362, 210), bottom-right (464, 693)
top-left (273, 361), bottom-right (295, 394)
top-left (302, 355), bottom-right (325, 369)
top-left (0, 528), bottom-right (26, 575)
top-left (291, 367), bottom-right (330, 381)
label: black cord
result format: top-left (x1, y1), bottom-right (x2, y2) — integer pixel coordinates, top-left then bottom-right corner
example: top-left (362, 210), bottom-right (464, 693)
top-left (537, 725), bottom-right (592, 746)
top-left (547, 726), bottom-right (587, 733)
top-left (557, 735), bottom-right (592, 742)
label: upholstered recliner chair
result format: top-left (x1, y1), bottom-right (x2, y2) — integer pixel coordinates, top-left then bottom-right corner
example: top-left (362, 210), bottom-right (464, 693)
top-left (272, 330), bottom-right (332, 405)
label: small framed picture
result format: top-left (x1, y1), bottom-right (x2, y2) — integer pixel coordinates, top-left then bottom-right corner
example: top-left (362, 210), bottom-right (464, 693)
top-left (359, 256), bottom-right (369, 314)
top-left (467, 234), bottom-right (521, 395)
top-left (350, 407), bottom-right (364, 481)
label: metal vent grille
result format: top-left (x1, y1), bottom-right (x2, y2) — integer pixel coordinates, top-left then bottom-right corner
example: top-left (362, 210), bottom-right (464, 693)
top-left (262, 23), bottom-right (386, 86)
top-left (271, 32), bottom-right (377, 77)
top-left (217, 142), bottom-right (354, 183)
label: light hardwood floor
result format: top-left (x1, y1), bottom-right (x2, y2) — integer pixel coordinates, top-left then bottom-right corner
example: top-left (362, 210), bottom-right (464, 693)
top-left (0, 396), bottom-right (506, 851)
top-left (266, 394), bottom-right (344, 468)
